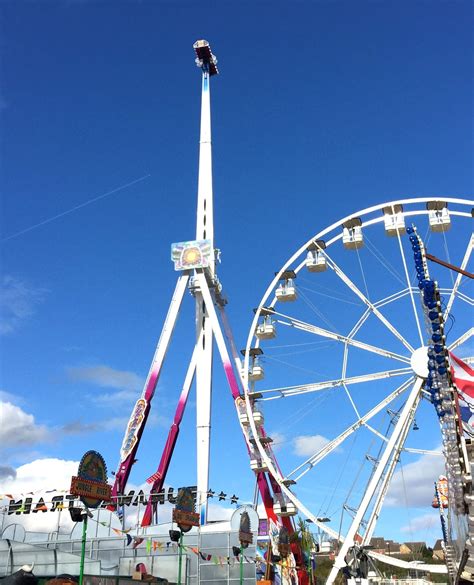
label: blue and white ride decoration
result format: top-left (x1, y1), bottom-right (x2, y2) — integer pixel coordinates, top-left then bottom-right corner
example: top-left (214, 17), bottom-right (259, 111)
top-left (407, 224), bottom-right (469, 521)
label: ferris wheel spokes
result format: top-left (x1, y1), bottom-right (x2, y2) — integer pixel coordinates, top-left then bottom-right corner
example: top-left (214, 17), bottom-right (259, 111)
top-left (243, 199), bottom-right (472, 581)
top-left (448, 326), bottom-right (474, 352)
top-left (273, 311), bottom-right (411, 363)
top-left (259, 367), bottom-right (413, 400)
top-left (345, 287), bottom-right (419, 343)
top-left (285, 376), bottom-right (414, 482)
top-left (317, 246), bottom-right (415, 353)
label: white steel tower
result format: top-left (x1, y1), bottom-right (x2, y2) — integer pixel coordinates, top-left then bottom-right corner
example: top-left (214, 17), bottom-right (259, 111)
top-left (193, 39), bottom-right (219, 524)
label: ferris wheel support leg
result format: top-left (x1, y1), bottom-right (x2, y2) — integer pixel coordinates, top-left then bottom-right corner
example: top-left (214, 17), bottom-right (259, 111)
top-left (325, 377), bottom-right (423, 585)
top-left (362, 390), bottom-right (421, 545)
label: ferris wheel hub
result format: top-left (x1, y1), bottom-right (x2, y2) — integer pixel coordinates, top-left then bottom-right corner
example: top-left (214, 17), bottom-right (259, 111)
top-left (410, 346), bottom-right (430, 378)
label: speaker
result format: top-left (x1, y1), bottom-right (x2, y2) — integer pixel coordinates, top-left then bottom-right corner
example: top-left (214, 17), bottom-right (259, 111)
top-left (169, 529), bottom-right (181, 542)
top-left (69, 508), bottom-right (84, 522)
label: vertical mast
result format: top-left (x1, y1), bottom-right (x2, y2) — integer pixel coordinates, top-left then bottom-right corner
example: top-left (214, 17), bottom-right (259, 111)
top-left (193, 40), bottom-right (219, 524)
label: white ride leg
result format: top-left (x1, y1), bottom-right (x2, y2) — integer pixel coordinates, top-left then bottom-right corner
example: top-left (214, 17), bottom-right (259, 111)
top-left (326, 378), bottom-right (423, 585)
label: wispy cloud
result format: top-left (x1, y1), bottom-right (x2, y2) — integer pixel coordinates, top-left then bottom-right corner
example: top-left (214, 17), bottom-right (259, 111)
top-left (93, 389), bottom-right (140, 405)
top-left (60, 415), bottom-right (167, 434)
top-left (400, 513), bottom-right (440, 534)
top-left (0, 276), bottom-right (47, 334)
top-left (0, 392), bottom-right (146, 454)
top-left (67, 365), bottom-right (143, 392)
top-left (61, 421), bottom-right (99, 435)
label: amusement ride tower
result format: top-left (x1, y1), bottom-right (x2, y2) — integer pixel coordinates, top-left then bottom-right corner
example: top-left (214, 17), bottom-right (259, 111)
top-left (193, 40), bottom-right (218, 524)
top-left (110, 40), bottom-right (220, 525)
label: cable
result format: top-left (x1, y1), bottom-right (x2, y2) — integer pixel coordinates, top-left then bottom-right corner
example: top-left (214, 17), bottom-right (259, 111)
top-left (297, 286), bottom-right (340, 333)
top-left (356, 246), bottom-right (371, 301)
top-left (363, 234), bottom-right (405, 287)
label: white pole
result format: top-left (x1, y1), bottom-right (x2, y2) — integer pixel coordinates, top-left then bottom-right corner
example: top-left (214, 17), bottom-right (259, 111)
top-left (195, 67), bottom-right (215, 525)
top-left (326, 378), bottom-right (423, 585)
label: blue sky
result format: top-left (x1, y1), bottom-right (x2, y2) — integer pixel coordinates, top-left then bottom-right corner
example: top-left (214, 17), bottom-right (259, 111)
top-left (1, 0), bottom-right (473, 548)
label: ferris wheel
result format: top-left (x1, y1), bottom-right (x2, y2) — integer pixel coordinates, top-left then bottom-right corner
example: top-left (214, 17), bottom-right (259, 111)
top-left (242, 197), bottom-right (473, 582)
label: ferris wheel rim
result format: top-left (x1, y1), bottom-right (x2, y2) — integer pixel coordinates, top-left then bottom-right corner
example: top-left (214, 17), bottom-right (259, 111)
top-left (242, 196), bottom-right (473, 551)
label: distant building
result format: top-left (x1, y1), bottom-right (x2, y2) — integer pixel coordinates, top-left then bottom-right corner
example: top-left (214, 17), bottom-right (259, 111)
top-left (400, 541), bottom-right (427, 555)
top-left (384, 540), bottom-right (400, 555)
top-left (368, 537), bottom-right (400, 555)
top-left (433, 539), bottom-right (445, 561)
top-left (369, 537), bottom-right (386, 554)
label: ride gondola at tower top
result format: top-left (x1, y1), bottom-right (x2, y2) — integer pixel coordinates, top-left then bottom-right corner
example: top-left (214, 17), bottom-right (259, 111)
top-left (193, 39), bottom-right (219, 76)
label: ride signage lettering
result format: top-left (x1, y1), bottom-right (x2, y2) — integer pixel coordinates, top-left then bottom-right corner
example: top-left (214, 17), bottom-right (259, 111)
top-left (70, 476), bottom-right (112, 502)
top-left (6, 485), bottom-right (198, 515)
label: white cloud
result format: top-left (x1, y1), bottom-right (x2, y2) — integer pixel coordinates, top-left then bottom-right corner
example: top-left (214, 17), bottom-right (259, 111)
top-left (0, 402), bottom-right (50, 448)
top-left (207, 502), bottom-right (234, 522)
top-left (293, 434), bottom-right (330, 457)
top-left (386, 450), bottom-right (445, 507)
top-left (67, 365), bottom-right (143, 391)
top-left (0, 458), bottom-right (79, 534)
top-left (0, 458), bottom-right (78, 494)
top-left (400, 513), bottom-right (440, 534)
top-left (0, 276), bottom-right (46, 334)
top-left (93, 389), bottom-right (140, 405)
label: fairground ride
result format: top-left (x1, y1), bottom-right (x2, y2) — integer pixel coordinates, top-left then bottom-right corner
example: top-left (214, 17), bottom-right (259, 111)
top-left (109, 40), bottom-right (474, 584)
top-left (244, 198), bottom-right (473, 583)
top-left (110, 40), bottom-right (310, 580)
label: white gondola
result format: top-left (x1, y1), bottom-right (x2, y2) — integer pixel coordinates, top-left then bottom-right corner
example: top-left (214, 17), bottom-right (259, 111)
top-left (342, 218), bottom-right (363, 249)
top-left (250, 457), bottom-right (268, 473)
top-left (306, 240), bottom-right (327, 272)
top-left (241, 347), bottom-right (265, 382)
top-left (383, 204), bottom-right (406, 236)
top-left (238, 402), bottom-right (263, 426)
top-left (274, 500), bottom-right (297, 517)
top-left (427, 201), bottom-right (451, 232)
top-left (256, 316), bottom-right (276, 339)
top-left (276, 280), bottom-right (297, 301)
top-left (306, 250), bottom-right (327, 272)
top-left (248, 359), bottom-right (264, 381)
top-left (275, 270), bottom-right (298, 301)
top-left (238, 411), bottom-right (249, 425)
top-left (237, 397), bottom-right (249, 425)
top-left (252, 406), bottom-right (264, 426)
